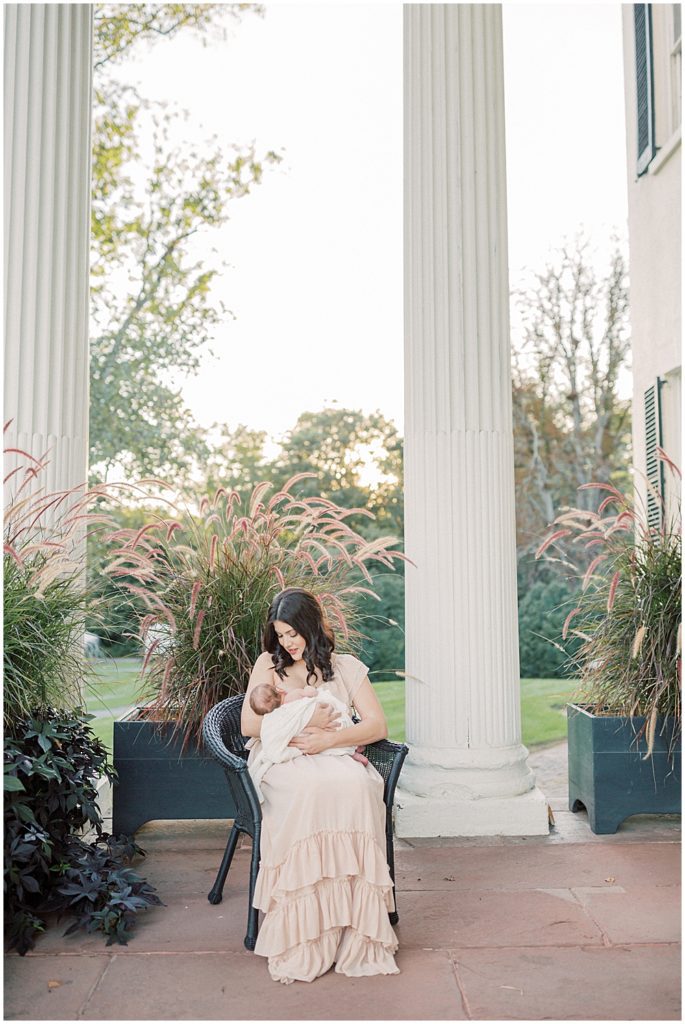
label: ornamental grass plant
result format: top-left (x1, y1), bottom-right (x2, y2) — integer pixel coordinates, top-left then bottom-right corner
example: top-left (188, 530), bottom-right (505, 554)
top-left (536, 447), bottom-right (681, 759)
top-left (3, 438), bottom-right (108, 727)
top-left (104, 473), bottom-right (408, 749)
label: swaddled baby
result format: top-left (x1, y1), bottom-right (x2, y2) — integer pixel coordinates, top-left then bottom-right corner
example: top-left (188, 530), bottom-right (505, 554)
top-left (247, 681), bottom-right (369, 801)
top-left (249, 682), bottom-right (369, 763)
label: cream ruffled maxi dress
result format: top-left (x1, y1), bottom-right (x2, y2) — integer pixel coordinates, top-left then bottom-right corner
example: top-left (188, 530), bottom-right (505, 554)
top-left (247, 651), bottom-right (400, 984)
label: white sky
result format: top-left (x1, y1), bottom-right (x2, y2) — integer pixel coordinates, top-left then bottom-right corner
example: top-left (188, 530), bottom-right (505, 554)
top-left (113, 1), bottom-right (629, 449)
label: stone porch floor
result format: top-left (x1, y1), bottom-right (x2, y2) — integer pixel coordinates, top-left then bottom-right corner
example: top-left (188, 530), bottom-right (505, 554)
top-left (4, 742), bottom-right (681, 1021)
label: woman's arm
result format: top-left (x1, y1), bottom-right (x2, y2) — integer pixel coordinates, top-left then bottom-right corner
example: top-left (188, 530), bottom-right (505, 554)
top-left (289, 676), bottom-right (388, 754)
top-left (241, 654), bottom-right (342, 738)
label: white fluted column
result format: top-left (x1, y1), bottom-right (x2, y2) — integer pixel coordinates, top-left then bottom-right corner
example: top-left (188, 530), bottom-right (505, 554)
top-left (4, 4), bottom-right (93, 510)
top-left (397, 4), bottom-right (548, 836)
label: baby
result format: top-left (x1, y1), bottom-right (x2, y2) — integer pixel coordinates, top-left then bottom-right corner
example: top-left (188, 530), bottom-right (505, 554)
top-left (249, 682), bottom-right (369, 765)
top-left (249, 681), bottom-right (317, 715)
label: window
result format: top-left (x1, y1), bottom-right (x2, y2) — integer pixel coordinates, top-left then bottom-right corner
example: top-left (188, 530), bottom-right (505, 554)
top-left (644, 378), bottom-right (665, 530)
top-left (670, 3), bottom-right (682, 131)
top-left (634, 4), bottom-right (657, 174)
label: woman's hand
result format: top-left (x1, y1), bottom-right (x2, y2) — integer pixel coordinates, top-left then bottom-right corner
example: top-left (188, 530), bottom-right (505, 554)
top-left (308, 703), bottom-right (341, 731)
top-left (288, 727), bottom-right (335, 755)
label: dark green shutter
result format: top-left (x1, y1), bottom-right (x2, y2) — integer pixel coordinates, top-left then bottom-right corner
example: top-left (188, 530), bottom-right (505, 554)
top-left (634, 4), bottom-right (657, 175)
top-left (644, 379), bottom-right (665, 529)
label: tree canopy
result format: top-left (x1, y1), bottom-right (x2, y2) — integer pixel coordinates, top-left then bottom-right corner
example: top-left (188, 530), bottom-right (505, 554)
top-left (511, 232), bottom-right (632, 580)
top-left (89, 3), bottom-right (278, 483)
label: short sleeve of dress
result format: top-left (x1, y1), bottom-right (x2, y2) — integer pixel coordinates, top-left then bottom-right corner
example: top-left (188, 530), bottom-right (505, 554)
top-left (335, 653), bottom-right (370, 707)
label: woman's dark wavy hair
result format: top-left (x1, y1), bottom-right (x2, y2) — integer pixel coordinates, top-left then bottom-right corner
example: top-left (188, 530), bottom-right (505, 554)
top-left (263, 588), bottom-right (335, 685)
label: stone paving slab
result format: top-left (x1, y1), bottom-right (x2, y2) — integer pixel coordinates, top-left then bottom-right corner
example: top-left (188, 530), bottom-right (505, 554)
top-left (395, 888), bottom-right (603, 949)
top-left (396, 839), bottom-right (681, 891)
top-left (3, 953), bottom-right (108, 1021)
top-left (77, 947), bottom-right (466, 1020)
top-left (127, 845), bottom-right (252, 898)
top-left (571, 882), bottom-right (681, 945)
top-left (451, 942), bottom-right (682, 1020)
top-left (30, 893), bottom-right (247, 956)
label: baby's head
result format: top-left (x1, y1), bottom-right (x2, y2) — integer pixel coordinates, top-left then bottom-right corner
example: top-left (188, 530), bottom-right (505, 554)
top-left (249, 683), bottom-right (283, 716)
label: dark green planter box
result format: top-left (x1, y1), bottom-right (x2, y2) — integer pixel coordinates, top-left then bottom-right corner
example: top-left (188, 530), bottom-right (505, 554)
top-left (567, 703), bottom-right (681, 834)
top-left (112, 710), bottom-right (237, 836)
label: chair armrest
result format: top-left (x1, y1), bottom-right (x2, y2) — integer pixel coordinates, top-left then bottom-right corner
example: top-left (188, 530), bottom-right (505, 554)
top-left (202, 718), bottom-right (250, 772)
top-left (364, 739), bottom-right (409, 807)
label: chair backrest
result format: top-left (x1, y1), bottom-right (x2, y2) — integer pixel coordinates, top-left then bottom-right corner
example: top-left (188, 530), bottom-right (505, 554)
top-left (203, 694), bottom-right (263, 829)
top-left (212, 693), bottom-right (250, 760)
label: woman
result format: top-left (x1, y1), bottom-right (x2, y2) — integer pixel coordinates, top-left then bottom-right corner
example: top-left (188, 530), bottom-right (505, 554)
top-left (241, 587), bottom-right (400, 984)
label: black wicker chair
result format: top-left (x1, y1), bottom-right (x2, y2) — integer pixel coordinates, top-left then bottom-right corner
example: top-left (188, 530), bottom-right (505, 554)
top-left (202, 693), bottom-right (408, 951)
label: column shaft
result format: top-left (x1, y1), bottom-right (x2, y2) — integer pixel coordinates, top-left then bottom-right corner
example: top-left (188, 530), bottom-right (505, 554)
top-left (400, 3), bottom-right (547, 836)
top-left (4, 3), bottom-right (93, 505)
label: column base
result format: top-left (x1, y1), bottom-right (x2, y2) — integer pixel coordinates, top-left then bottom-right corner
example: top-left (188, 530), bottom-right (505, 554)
top-left (395, 786), bottom-right (550, 838)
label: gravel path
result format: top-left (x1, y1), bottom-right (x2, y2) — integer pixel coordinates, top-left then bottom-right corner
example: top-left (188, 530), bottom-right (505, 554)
top-left (527, 740), bottom-right (568, 801)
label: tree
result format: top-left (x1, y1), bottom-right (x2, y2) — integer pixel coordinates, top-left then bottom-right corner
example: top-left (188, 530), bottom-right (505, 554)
top-left (264, 407), bottom-right (403, 524)
top-left (355, 572), bottom-right (405, 680)
top-left (517, 577), bottom-right (582, 679)
top-left (511, 232), bottom-right (633, 674)
top-left (92, 5), bottom-right (262, 72)
top-left (89, 4), bottom-right (279, 483)
top-left (202, 423), bottom-right (270, 504)
top-left (512, 232), bottom-right (632, 579)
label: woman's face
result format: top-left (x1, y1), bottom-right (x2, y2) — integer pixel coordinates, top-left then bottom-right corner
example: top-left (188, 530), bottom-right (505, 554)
top-left (273, 619), bottom-right (306, 662)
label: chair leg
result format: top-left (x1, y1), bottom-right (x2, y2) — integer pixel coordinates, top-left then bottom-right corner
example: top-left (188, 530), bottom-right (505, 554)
top-left (244, 824), bottom-right (261, 951)
top-left (208, 823), bottom-right (240, 905)
top-left (386, 815), bottom-right (399, 925)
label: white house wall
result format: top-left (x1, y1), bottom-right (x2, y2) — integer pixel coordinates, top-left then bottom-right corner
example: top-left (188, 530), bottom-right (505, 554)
top-left (621, 5), bottom-right (682, 507)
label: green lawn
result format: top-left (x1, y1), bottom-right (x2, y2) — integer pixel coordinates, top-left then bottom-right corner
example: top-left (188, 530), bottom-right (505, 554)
top-left (86, 657), bottom-right (578, 755)
top-left (519, 677), bottom-right (579, 749)
top-left (378, 676), bottom-right (577, 749)
top-left (84, 657), bottom-right (151, 752)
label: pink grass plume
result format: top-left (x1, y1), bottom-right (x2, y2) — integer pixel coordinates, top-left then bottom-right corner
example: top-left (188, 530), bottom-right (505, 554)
top-left (582, 554), bottom-right (608, 591)
top-left (271, 565), bottom-right (286, 588)
top-left (141, 638), bottom-right (162, 674)
top-left (535, 529), bottom-right (571, 558)
top-left (209, 534), bottom-right (218, 572)
top-left (130, 522), bottom-right (162, 549)
top-left (4, 543), bottom-right (24, 566)
top-left (562, 607), bottom-right (581, 640)
top-left (656, 446), bottom-right (682, 479)
top-left (166, 521), bottom-right (183, 540)
top-left (578, 481), bottom-right (623, 497)
top-left (192, 609), bottom-right (206, 650)
top-left (189, 581), bottom-right (202, 619)
top-left (607, 570), bottom-right (621, 611)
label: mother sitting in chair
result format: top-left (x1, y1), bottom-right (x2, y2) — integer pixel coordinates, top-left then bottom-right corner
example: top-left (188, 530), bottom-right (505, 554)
top-left (241, 586), bottom-right (400, 985)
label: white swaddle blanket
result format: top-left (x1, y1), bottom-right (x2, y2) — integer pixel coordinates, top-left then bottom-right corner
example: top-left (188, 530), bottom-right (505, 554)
top-left (248, 688), bottom-right (358, 802)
